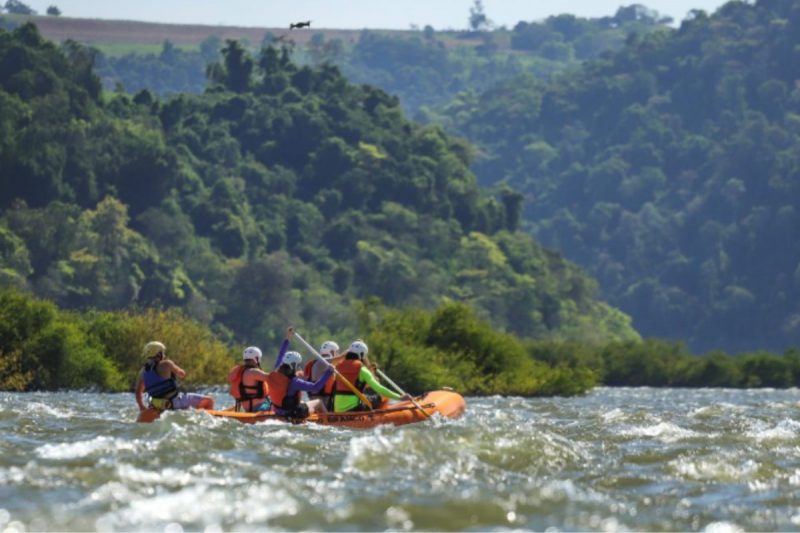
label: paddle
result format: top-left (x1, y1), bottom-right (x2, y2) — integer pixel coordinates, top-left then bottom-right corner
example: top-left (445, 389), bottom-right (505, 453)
top-left (294, 332), bottom-right (374, 410)
top-left (375, 368), bottom-right (431, 419)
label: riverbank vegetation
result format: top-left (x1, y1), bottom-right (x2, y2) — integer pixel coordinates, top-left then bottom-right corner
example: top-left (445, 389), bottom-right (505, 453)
top-left (527, 339), bottom-right (800, 389)
top-left (0, 288), bottom-right (596, 395)
top-left (2, 289), bottom-right (799, 394)
top-left (367, 302), bottom-right (800, 392)
top-left (0, 289), bottom-right (231, 391)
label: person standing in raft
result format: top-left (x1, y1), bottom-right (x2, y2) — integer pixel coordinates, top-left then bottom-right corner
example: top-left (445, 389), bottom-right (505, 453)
top-left (135, 341), bottom-right (214, 412)
top-left (333, 340), bottom-right (411, 413)
top-left (266, 327), bottom-right (334, 418)
top-left (228, 346), bottom-right (271, 412)
top-left (303, 340), bottom-right (342, 411)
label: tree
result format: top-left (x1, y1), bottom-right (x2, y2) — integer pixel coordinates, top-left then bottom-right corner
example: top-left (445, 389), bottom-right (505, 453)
top-left (4, 0), bottom-right (34, 14)
top-left (468, 0), bottom-right (491, 32)
top-left (46, 5), bottom-right (60, 16)
top-left (220, 39), bottom-right (254, 93)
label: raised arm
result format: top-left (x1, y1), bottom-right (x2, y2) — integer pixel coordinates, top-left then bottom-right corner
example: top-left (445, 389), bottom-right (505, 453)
top-left (273, 327), bottom-right (295, 370)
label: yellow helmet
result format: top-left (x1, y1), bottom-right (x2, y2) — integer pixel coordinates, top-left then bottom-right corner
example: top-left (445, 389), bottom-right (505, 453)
top-left (143, 341), bottom-right (166, 359)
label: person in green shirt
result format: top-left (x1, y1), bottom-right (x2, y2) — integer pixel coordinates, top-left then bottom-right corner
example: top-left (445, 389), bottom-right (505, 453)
top-left (333, 340), bottom-right (411, 412)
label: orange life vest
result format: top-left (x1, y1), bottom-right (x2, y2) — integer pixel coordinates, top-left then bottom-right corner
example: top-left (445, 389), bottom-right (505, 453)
top-left (334, 358), bottom-right (365, 394)
top-left (228, 365), bottom-right (268, 400)
top-left (266, 371), bottom-right (301, 410)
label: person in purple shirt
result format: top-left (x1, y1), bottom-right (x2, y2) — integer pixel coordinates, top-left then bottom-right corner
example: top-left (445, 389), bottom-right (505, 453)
top-left (266, 327), bottom-right (334, 418)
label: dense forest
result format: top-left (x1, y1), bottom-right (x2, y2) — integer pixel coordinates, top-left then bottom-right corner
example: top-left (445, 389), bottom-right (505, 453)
top-left (438, 0), bottom-right (800, 352)
top-left (0, 23), bottom-right (637, 356)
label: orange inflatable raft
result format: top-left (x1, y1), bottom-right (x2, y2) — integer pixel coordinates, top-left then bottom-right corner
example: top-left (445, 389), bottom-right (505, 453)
top-left (137, 390), bottom-right (465, 428)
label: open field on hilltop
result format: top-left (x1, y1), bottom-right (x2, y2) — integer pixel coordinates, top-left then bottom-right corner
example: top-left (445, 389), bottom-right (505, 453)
top-left (9, 14), bottom-right (363, 48)
top-left (4, 14), bottom-right (485, 55)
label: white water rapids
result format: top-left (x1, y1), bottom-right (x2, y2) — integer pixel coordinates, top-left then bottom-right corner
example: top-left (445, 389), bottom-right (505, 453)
top-left (2, 387), bottom-right (800, 531)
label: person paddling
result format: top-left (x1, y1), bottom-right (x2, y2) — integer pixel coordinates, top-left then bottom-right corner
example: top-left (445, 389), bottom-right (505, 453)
top-left (135, 341), bottom-right (214, 413)
top-left (333, 340), bottom-right (411, 413)
top-left (303, 340), bottom-right (341, 411)
top-left (228, 346), bottom-right (271, 412)
top-left (266, 327), bottom-right (334, 418)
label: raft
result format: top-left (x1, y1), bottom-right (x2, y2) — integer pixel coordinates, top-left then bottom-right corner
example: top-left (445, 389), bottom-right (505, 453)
top-left (137, 390), bottom-right (466, 428)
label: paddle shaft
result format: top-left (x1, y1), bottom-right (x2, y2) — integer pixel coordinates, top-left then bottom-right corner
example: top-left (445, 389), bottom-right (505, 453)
top-left (294, 332), bottom-right (373, 410)
top-left (376, 368), bottom-right (431, 418)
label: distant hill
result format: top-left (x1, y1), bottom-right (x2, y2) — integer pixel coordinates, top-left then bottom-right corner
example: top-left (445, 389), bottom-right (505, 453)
top-left (437, 0), bottom-right (800, 353)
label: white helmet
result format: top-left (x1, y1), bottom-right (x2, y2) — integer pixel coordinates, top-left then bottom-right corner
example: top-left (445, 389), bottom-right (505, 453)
top-left (243, 346), bottom-right (262, 361)
top-left (143, 341), bottom-right (166, 359)
top-left (348, 340), bottom-right (368, 359)
top-left (283, 351), bottom-right (302, 371)
top-left (319, 341), bottom-right (339, 359)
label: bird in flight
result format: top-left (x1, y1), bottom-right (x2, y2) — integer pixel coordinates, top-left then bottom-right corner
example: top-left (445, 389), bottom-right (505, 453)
top-left (290, 21), bottom-right (311, 29)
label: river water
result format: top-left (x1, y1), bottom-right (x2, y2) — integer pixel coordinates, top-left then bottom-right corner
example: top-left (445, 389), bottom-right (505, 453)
top-left (1, 388), bottom-right (800, 531)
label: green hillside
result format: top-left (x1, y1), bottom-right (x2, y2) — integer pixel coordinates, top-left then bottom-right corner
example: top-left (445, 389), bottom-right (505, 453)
top-left (435, 0), bottom-right (800, 352)
top-left (0, 23), bottom-right (637, 352)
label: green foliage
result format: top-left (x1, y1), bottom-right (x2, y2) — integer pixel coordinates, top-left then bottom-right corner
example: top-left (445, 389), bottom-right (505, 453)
top-left (1, 287), bottom-right (798, 393)
top-left (0, 349), bottom-right (31, 390)
top-left (85, 308), bottom-right (235, 387)
top-left (0, 288), bottom-right (122, 389)
top-left (437, 0), bottom-right (800, 352)
top-left (0, 23), bottom-right (637, 349)
top-left (0, 288), bottom-right (233, 390)
top-left (0, 223), bottom-right (31, 287)
top-left (527, 338), bottom-right (800, 388)
top-left (365, 301), bottom-right (598, 396)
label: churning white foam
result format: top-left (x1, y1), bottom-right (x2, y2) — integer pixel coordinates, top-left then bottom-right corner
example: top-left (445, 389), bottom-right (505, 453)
top-left (622, 422), bottom-right (701, 443)
top-left (36, 436), bottom-right (138, 460)
top-left (744, 418), bottom-right (800, 442)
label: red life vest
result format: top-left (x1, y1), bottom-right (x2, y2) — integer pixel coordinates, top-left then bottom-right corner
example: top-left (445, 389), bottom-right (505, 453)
top-left (228, 365), bottom-right (268, 401)
top-left (323, 371), bottom-right (336, 395)
top-left (266, 371), bottom-right (302, 410)
top-left (303, 360), bottom-right (314, 380)
top-left (304, 359), bottom-right (336, 395)
top-left (334, 359), bottom-right (365, 394)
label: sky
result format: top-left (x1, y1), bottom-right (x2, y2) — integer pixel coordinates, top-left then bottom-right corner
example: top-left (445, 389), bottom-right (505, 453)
top-left (23, 0), bottom-right (731, 29)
